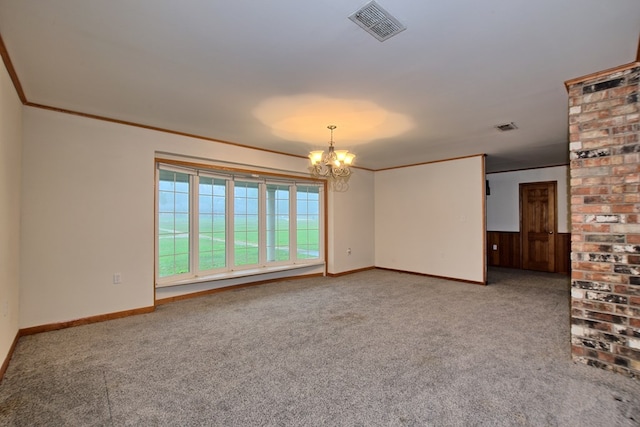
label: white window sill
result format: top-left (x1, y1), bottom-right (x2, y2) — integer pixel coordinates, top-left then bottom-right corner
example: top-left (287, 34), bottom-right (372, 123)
top-left (156, 261), bottom-right (325, 288)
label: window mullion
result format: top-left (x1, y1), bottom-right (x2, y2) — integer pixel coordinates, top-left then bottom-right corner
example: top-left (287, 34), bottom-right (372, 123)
top-left (227, 180), bottom-right (235, 270)
top-left (259, 182), bottom-right (267, 267)
top-left (319, 185), bottom-right (325, 261)
top-left (191, 175), bottom-right (199, 277)
top-left (290, 184), bottom-right (297, 263)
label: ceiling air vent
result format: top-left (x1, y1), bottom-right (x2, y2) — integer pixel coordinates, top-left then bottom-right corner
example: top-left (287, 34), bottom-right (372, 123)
top-left (495, 122), bottom-right (518, 131)
top-left (349, 1), bottom-right (406, 42)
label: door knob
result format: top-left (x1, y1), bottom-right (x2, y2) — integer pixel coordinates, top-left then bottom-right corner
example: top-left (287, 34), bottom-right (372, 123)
top-left (548, 231), bottom-right (554, 234)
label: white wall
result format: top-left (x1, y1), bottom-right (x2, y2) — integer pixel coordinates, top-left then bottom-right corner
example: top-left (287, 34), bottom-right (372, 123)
top-left (0, 62), bottom-right (22, 363)
top-left (18, 105), bottom-right (505, 328)
top-left (486, 166), bottom-right (569, 233)
top-left (20, 107), bottom-right (375, 327)
top-left (374, 156), bottom-right (485, 283)
top-left (327, 169), bottom-right (375, 275)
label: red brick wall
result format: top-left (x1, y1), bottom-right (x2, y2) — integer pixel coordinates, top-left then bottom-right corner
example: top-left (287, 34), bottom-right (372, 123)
top-left (568, 63), bottom-right (639, 379)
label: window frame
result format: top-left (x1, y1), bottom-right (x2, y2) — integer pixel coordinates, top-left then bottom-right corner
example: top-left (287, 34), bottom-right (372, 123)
top-left (196, 171), bottom-right (230, 275)
top-left (265, 182), bottom-right (294, 265)
top-left (155, 160), bottom-right (325, 287)
top-left (156, 164), bottom-right (196, 282)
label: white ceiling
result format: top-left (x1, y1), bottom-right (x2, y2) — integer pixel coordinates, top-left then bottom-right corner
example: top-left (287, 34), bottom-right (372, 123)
top-left (0, 0), bottom-right (638, 172)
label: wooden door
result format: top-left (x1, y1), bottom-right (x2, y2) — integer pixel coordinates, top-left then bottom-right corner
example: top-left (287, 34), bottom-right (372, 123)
top-left (520, 181), bottom-right (557, 272)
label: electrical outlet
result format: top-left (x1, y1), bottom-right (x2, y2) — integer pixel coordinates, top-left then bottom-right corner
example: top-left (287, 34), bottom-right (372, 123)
top-left (492, 244), bottom-right (498, 250)
top-left (113, 273), bottom-right (122, 284)
top-left (347, 248), bottom-right (352, 255)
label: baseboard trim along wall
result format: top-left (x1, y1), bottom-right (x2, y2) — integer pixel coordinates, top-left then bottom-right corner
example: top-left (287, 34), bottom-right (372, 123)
top-left (326, 266), bottom-right (376, 277)
top-left (18, 306), bottom-right (156, 337)
top-left (375, 267), bottom-right (487, 286)
top-left (3, 267), bottom-right (483, 381)
top-left (0, 332), bottom-right (20, 383)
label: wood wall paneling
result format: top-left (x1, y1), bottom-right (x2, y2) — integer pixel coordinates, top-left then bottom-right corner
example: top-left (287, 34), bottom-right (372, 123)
top-left (487, 231), bottom-right (521, 269)
top-left (554, 232), bottom-right (571, 274)
top-left (487, 231), bottom-right (570, 274)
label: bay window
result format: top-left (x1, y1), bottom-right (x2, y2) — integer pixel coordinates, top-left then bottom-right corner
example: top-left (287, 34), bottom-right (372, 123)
top-left (156, 162), bottom-right (324, 286)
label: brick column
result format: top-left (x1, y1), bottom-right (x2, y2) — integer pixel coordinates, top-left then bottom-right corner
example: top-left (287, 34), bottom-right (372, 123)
top-left (567, 63), bottom-right (639, 379)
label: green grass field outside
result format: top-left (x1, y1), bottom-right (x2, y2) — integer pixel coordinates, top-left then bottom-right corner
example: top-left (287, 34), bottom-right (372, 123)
top-left (158, 216), bottom-right (319, 278)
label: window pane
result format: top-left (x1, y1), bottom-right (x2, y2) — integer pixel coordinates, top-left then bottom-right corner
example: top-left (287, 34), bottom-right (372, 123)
top-left (199, 235), bottom-right (213, 252)
top-left (200, 180), bottom-right (213, 195)
top-left (234, 215), bottom-right (246, 232)
top-left (175, 193), bottom-right (189, 213)
top-left (158, 170), bottom-right (176, 191)
top-left (158, 235), bottom-right (175, 256)
top-left (158, 255), bottom-right (175, 277)
top-left (234, 181), bottom-right (260, 267)
top-left (199, 214), bottom-right (213, 232)
top-left (247, 214), bottom-right (259, 231)
top-left (157, 170), bottom-right (190, 277)
top-left (199, 251), bottom-right (214, 271)
top-left (297, 186), bottom-right (320, 260)
top-left (158, 213), bottom-right (174, 233)
top-left (266, 184), bottom-right (290, 262)
top-left (174, 253), bottom-right (190, 274)
top-left (213, 198), bottom-right (225, 214)
top-left (198, 177), bottom-right (226, 271)
top-left (213, 184), bottom-right (225, 197)
top-left (199, 195), bottom-right (213, 213)
top-left (158, 191), bottom-right (176, 212)
top-left (175, 214), bottom-right (189, 233)
top-left (175, 174), bottom-right (189, 192)
top-left (234, 185), bottom-right (246, 198)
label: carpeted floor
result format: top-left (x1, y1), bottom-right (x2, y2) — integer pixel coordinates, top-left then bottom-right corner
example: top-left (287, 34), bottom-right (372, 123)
top-left (1, 268), bottom-right (639, 426)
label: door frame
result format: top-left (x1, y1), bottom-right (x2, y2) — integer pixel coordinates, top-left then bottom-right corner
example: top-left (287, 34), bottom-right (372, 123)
top-left (519, 181), bottom-right (558, 272)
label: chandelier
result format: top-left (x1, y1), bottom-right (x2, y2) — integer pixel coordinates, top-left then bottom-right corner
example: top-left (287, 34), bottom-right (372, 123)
top-left (308, 125), bottom-right (356, 189)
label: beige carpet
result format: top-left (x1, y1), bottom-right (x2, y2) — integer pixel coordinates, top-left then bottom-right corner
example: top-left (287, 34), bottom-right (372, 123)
top-left (1, 268), bottom-right (639, 426)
